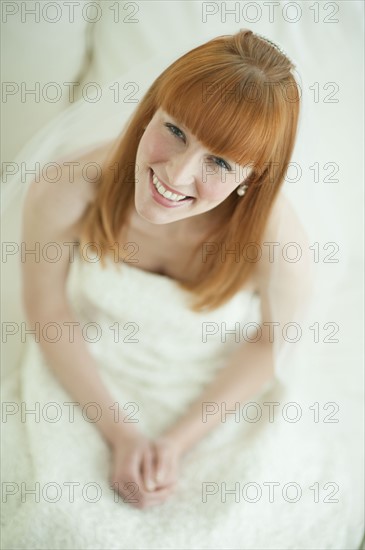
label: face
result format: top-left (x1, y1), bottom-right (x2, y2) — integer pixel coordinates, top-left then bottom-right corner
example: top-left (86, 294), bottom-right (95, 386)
top-left (134, 108), bottom-right (252, 227)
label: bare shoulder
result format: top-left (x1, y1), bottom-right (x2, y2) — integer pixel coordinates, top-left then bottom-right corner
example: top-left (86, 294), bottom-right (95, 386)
top-left (261, 191), bottom-right (309, 249)
top-left (23, 140), bottom-right (114, 241)
top-left (252, 191), bottom-right (310, 287)
top-left (21, 140), bottom-right (116, 313)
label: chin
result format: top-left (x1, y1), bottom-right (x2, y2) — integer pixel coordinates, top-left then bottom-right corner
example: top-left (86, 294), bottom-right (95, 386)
top-left (134, 200), bottom-right (178, 225)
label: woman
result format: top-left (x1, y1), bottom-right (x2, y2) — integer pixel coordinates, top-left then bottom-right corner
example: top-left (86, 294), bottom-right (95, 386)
top-left (2, 29), bottom-right (352, 548)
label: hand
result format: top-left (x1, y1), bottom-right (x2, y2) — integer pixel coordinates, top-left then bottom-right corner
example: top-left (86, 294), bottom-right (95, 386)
top-left (147, 435), bottom-right (182, 490)
top-left (109, 433), bottom-right (177, 509)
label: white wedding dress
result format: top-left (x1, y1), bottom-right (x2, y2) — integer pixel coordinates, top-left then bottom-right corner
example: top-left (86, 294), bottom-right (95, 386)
top-left (1, 63), bottom-right (363, 549)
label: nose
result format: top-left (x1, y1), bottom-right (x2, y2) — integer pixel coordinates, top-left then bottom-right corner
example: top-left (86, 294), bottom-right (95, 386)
top-left (165, 147), bottom-right (202, 192)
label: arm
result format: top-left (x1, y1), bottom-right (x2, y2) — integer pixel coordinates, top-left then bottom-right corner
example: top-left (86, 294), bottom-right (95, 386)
top-left (162, 339), bottom-right (274, 455)
top-left (161, 192), bottom-right (314, 456)
top-left (21, 171), bottom-right (139, 449)
top-left (22, 166), bottom-right (177, 509)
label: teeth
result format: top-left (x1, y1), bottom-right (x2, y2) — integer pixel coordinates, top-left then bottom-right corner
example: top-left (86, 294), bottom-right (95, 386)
top-left (152, 173), bottom-right (188, 201)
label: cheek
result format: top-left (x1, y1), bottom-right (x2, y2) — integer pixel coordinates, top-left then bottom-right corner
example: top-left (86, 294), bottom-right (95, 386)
top-left (142, 129), bottom-right (171, 160)
top-left (198, 180), bottom-right (234, 203)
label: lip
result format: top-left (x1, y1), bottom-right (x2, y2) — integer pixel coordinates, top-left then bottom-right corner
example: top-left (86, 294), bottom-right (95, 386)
top-left (149, 169), bottom-right (194, 208)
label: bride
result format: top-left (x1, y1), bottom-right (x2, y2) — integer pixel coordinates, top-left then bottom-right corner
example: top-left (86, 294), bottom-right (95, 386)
top-left (2, 28), bottom-right (357, 549)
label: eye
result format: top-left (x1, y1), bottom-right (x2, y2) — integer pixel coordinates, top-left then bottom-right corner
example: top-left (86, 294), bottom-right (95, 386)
top-left (164, 123), bottom-right (186, 142)
top-left (165, 122), bottom-right (231, 171)
top-left (211, 157), bottom-right (231, 171)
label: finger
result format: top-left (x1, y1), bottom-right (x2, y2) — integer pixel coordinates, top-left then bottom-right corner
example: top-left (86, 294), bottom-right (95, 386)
top-left (133, 485), bottom-right (176, 509)
top-left (126, 447), bottom-right (144, 488)
top-left (136, 475), bottom-right (176, 500)
top-left (155, 443), bottom-right (173, 486)
top-left (116, 476), bottom-right (166, 506)
top-left (153, 441), bottom-right (169, 485)
top-left (114, 444), bottom-right (147, 495)
top-left (141, 443), bottom-right (156, 492)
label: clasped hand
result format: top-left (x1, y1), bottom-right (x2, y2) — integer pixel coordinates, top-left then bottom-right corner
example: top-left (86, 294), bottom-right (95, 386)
top-left (109, 433), bottom-right (182, 509)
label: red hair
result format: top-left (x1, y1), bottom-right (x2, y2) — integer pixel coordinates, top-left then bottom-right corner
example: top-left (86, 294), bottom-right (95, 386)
top-left (78, 29), bottom-right (301, 311)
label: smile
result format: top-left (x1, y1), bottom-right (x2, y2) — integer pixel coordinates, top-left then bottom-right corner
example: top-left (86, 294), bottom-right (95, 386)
top-left (151, 171), bottom-right (192, 202)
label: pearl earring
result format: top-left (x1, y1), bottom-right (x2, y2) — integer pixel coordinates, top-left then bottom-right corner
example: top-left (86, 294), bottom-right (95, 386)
top-left (236, 183), bottom-right (248, 197)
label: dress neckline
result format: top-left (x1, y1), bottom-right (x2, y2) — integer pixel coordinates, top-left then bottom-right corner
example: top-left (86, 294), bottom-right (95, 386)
top-left (75, 248), bottom-right (257, 297)
top-left (76, 250), bottom-right (184, 285)
top-left (76, 249), bottom-right (257, 299)
top-left (113, 258), bottom-right (178, 283)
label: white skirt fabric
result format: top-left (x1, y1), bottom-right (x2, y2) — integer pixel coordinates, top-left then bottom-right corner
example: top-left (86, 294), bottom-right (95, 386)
top-left (1, 60), bottom-right (363, 549)
top-left (1, 250), bottom-right (363, 549)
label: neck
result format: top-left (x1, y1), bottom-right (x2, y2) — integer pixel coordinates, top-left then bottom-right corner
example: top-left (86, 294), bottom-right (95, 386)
top-left (131, 205), bottom-right (225, 243)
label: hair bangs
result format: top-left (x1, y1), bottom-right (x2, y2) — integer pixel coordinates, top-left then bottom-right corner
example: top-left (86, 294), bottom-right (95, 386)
top-left (154, 62), bottom-right (284, 173)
